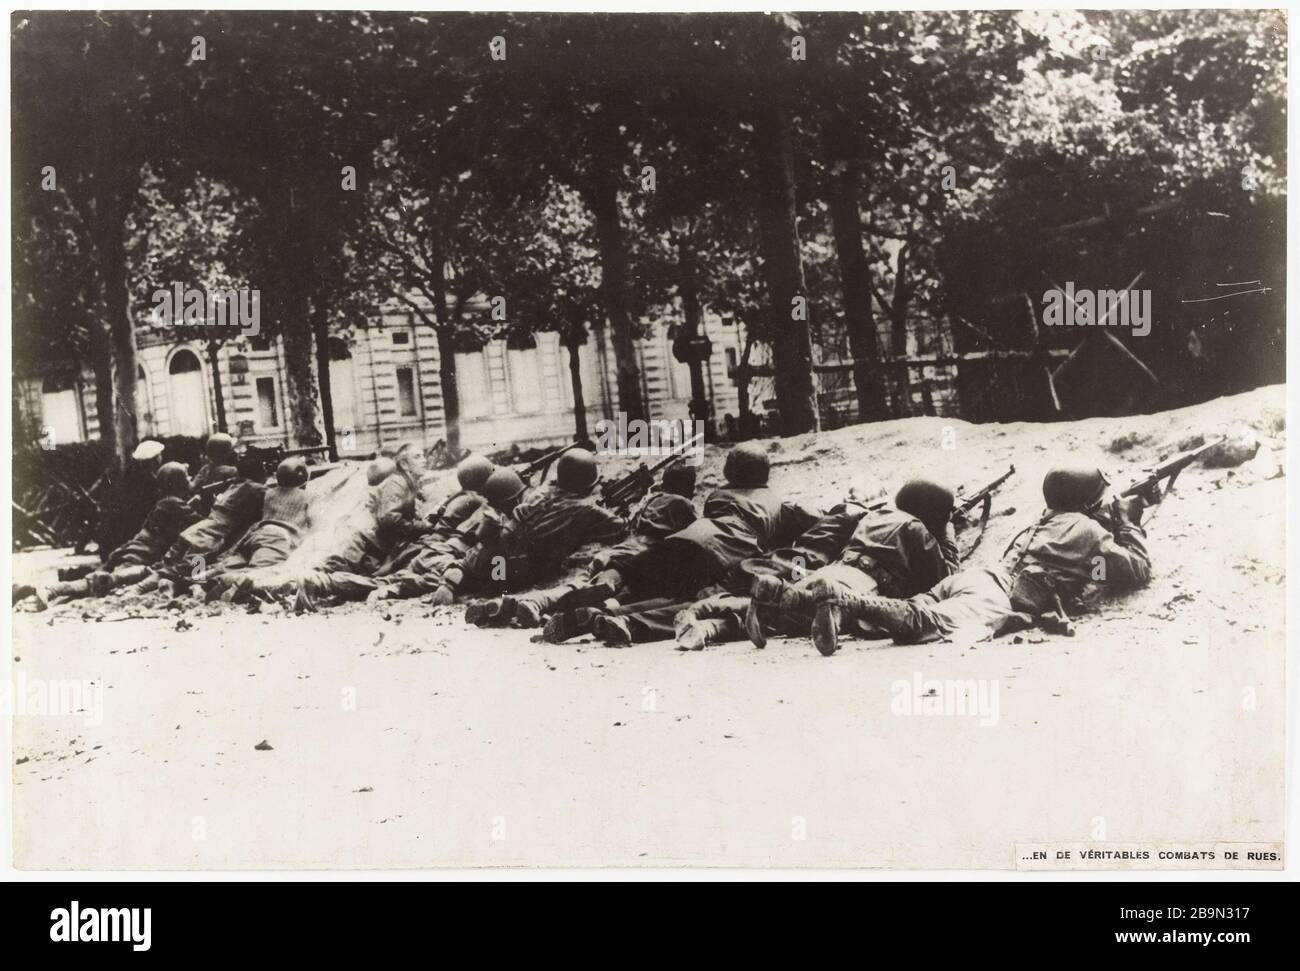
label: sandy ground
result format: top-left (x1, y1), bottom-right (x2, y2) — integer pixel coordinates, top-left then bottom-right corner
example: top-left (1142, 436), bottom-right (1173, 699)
top-left (9, 385), bottom-right (1287, 869)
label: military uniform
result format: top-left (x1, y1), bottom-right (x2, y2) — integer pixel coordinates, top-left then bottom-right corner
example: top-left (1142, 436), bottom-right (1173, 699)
top-left (505, 489), bottom-right (698, 622)
top-left (167, 480), bottom-right (266, 562)
top-left (363, 496), bottom-right (493, 599)
top-left (219, 484), bottom-right (312, 570)
top-left (381, 489), bottom-right (486, 576)
top-left (621, 485), bottom-right (820, 600)
top-left (108, 496), bottom-right (202, 569)
top-left (446, 483), bottom-right (626, 598)
top-left (575, 495), bottom-right (838, 648)
top-left (856, 509), bottom-right (1150, 642)
top-left (321, 471), bottom-right (422, 574)
top-left (96, 463), bottom-right (161, 561)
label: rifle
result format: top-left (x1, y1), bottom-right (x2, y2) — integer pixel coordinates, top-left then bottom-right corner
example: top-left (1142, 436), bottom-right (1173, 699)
top-left (956, 465), bottom-right (1016, 516)
top-left (518, 441), bottom-right (582, 485)
top-left (186, 475), bottom-right (240, 510)
top-left (953, 465), bottom-right (1015, 562)
top-left (600, 434), bottom-right (704, 515)
top-left (1120, 437), bottom-right (1224, 501)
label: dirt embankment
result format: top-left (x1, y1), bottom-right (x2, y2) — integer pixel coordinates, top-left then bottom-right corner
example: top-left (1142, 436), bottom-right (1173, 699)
top-left (9, 385), bottom-right (1286, 869)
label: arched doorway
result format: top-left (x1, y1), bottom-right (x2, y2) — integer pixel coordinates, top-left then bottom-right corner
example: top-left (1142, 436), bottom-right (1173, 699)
top-left (168, 349), bottom-right (208, 437)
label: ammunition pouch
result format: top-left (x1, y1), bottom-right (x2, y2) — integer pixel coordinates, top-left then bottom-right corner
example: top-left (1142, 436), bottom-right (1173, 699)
top-left (1008, 566), bottom-right (1060, 616)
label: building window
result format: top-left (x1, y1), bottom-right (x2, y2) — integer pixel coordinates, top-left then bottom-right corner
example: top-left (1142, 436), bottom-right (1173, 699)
top-left (396, 366), bottom-right (419, 418)
top-left (508, 347), bottom-right (542, 413)
top-left (40, 375), bottom-right (84, 445)
top-left (455, 351), bottom-right (489, 418)
top-left (256, 376), bottom-right (280, 430)
top-left (391, 331), bottom-right (410, 346)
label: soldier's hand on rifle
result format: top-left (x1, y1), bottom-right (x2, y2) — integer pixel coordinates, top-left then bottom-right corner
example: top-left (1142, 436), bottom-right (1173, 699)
top-left (1113, 494), bottom-right (1149, 527)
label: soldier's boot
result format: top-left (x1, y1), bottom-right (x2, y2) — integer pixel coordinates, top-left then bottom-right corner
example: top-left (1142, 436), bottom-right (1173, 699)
top-left (512, 586), bottom-right (570, 629)
top-left (592, 613), bottom-right (633, 648)
top-left (542, 606), bottom-right (602, 644)
top-left (810, 601), bottom-right (842, 657)
top-left (554, 581), bottom-right (617, 614)
top-left (13, 583), bottom-right (56, 610)
top-left (747, 598), bottom-right (792, 649)
top-left (87, 571), bottom-right (117, 598)
top-left (293, 572), bottom-right (333, 614)
top-left (223, 575), bottom-right (253, 604)
top-left (676, 617), bottom-right (732, 652)
top-left (836, 593), bottom-right (916, 639)
top-left (745, 575), bottom-right (793, 648)
top-left (749, 574), bottom-right (788, 606)
top-left (112, 565), bottom-right (152, 588)
top-left (465, 598), bottom-right (509, 627)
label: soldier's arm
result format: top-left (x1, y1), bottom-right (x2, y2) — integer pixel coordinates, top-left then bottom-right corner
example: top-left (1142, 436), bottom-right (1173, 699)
top-left (585, 504), bottom-right (628, 545)
top-left (904, 520), bottom-right (955, 591)
top-left (937, 520), bottom-right (961, 574)
top-left (373, 478), bottom-right (418, 535)
top-left (775, 501), bottom-right (823, 547)
top-left (1099, 525), bottom-right (1152, 590)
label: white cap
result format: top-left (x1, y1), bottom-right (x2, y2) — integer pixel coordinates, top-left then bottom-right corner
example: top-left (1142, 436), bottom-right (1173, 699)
top-left (132, 440), bottom-right (165, 462)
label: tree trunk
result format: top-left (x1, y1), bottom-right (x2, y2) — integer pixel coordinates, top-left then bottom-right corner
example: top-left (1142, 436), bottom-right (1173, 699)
top-left (432, 287), bottom-right (462, 457)
top-left (93, 190), bottom-right (137, 474)
top-left (565, 327), bottom-right (589, 442)
top-left (262, 232), bottom-right (320, 446)
top-left (826, 162), bottom-right (888, 422)
top-left (88, 320), bottom-right (116, 458)
top-left (278, 308), bottom-right (320, 446)
top-left (752, 99), bottom-right (818, 436)
top-left (674, 230), bottom-right (711, 438)
top-left (206, 339), bottom-right (228, 433)
top-left (890, 244), bottom-right (911, 358)
top-left (310, 301), bottom-right (337, 460)
top-left (587, 170), bottom-right (646, 423)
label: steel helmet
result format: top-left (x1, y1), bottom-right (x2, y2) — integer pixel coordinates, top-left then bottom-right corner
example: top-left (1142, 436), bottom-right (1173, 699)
top-left (723, 443), bottom-right (769, 487)
top-left (482, 468), bottom-right (527, 507)
top-left (895, 479), bottom-right (955, 531)
top-left (276, 457), bottom-right (309, 488)
top-left (205, 432), bottom-right (237, 464)
top-left (157, 462), bottom-right (191, 497)
top-left (456, 454), bottom-right (496, 493)
top-left (661, 463), bottom-right (697, 498)
top-left (556, 448), bottom-right (599, 492)
top-left (1042, 465), bottom-right (1110, 512)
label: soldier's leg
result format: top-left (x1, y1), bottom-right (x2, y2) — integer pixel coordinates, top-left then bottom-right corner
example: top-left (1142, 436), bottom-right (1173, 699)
top-left (838, 569), bottom-right (1014, 643)
top-left (508, 582), bottom-right (584, 629)
top-left (593, 598), bottom-right (690, 647)
top-left (795, 563), bottom-right (881, 656)
top-left (320, 530), bottom-right (372, 574)
top-left (675, 595), bottom-right (748, 651)
top-left (247, 528), bottom-right (295, 570)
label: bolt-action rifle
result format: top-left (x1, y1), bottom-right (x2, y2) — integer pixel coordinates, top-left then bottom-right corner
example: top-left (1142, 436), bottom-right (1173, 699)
top-left (600, 434), bottom-right (704, 515)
